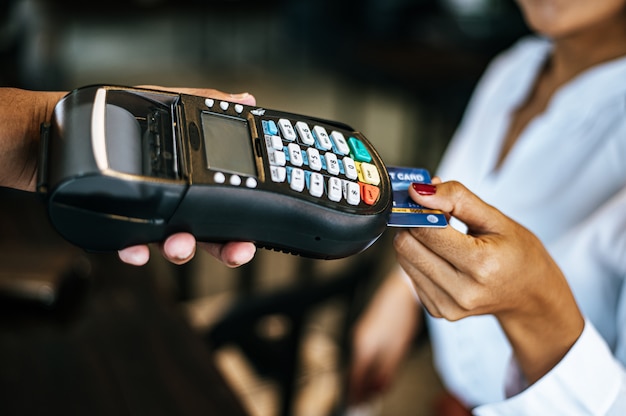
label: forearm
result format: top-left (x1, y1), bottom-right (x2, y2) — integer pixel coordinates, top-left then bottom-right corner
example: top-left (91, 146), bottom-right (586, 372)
top-left (497, 263), bottom-right (584, 385)
top-left (347, 265), bottom-right (423, 404)
top-left (0, 88), bottom-right (66, 191)
top-left (371, 265), bottom-right (424, 339)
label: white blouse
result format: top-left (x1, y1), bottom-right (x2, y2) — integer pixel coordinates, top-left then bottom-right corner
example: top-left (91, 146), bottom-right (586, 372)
top-left (427, 35), bottom-right (626, 414)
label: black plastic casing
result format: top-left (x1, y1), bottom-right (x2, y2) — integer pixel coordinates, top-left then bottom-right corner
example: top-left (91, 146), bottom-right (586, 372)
top-left (38, 85), bottom-right (392, 259)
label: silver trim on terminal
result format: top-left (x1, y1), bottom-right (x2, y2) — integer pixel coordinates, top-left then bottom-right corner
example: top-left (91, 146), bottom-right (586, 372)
top-left (91, 88), bottom-right (108, 170)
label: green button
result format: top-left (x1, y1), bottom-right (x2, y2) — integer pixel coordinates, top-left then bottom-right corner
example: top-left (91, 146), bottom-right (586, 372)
top-left (348, 137), bottom-right (372, 162)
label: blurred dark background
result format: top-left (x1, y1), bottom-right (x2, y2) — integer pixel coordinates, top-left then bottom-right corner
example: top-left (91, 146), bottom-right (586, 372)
top-left (1, 0), bottom-right (529, 169)
top-left (0, 1), bottom-right (530, 415)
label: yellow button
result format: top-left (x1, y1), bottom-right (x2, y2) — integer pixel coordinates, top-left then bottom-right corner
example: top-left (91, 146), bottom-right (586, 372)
top-left (356, 162), bottom-right (381, 186)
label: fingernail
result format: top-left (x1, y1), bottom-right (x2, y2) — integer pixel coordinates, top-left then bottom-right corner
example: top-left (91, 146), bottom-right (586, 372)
top-left (118, 247), bottom-right (148, 266)
top-left (166, 240), bottom-right (194, 261)
top-left (230, 92), bottom-right (250, 99)
top-left (412, 183), bottom-right (436, 195)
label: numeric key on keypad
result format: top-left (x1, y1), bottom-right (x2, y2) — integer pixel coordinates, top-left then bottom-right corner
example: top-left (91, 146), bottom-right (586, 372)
top-left (308, 172), bottom-right (324, 197)
top-left (288, 143), bottom-right (304, 166)
top-left (325, 152), bottom-right (340, 175)
top-left (289, 167), bottom-right (305, 192)
top-left (328, 177), bottom-right (342, 202)
top-left (278, 119), bottom-right (297, 141)
top-left (343, 157), bottom-right (357, 180)
top-left (313, 126), bottom-right (333, 150)
top-left (330, 131), bottom-right (350, 155)
top-left (307, 148), bottom-right (322, 171)
top-left (296, 121), bottom-right (316, 146)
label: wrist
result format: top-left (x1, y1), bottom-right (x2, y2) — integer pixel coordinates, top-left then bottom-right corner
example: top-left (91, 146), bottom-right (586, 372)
top-left (0, 88), bottom-right (65, 191)
top-left (497, 278), bottom-right (584, 384)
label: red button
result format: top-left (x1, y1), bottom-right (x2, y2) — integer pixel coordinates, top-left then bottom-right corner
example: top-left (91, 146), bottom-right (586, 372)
top-left (360, 183), bottom-right (380, 205)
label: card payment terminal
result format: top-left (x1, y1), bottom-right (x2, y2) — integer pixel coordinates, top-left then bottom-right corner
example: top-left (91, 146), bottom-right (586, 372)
top-left (38, 85), bottom-right (392, 259)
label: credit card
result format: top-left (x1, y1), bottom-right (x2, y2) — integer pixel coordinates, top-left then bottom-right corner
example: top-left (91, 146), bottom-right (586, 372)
top-left (387, 166), bottom-right (448, 228)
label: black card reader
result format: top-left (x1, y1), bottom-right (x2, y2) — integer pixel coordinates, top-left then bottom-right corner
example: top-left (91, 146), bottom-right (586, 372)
top-left (38, 85), bottom-right (392, 259)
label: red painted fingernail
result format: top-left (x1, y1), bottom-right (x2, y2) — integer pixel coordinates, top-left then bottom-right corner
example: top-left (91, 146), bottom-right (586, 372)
top-left (412, 183), bottom-right (436, 195)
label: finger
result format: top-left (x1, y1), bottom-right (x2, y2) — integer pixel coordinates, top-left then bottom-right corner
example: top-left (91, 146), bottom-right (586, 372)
top-left (138, 85), bottom-right (256, 106)
top-left (227, 92), bottom-right (256, 106)
top-left (198, 241), bottom-right (256, 268)
top-left (160, 232), bottom-right (197, 265)
top-left (424, 176), bottom-right (452, 222)
top-left (410, 180), bottom-right (505, 235)
top-left (405, 183), bottom-right (520, 314)
top-left (394, 231), bottom-right (463, 319)
top-left (118, 245), bottom-right (150, 266)
top-left (407, 181), bottom-right (511, 271)
top-left (400, 263), bottom-right (459, 320)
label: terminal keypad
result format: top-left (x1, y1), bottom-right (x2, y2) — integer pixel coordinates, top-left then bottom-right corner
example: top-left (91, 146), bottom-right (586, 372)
top-left (262, 118), bottom-right (381, 207)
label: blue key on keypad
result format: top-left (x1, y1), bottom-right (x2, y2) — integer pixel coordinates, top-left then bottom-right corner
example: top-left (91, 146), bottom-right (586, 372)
top-left (263, 120), bottom-right (279, 136)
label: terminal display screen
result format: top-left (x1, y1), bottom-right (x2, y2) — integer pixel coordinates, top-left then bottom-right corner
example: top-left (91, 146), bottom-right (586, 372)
top-left (200, 112), bottom-right (257, 177)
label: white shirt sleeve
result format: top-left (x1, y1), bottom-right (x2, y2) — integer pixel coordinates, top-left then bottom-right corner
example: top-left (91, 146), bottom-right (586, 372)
top-left (473, 320), bottom-right (626, 415)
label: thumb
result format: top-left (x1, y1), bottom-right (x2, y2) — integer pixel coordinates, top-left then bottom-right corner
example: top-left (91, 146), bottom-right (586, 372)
top-left (409, 181), bottom-right (504, 235)
top-left (228, 92), bottom-right (256, 106)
